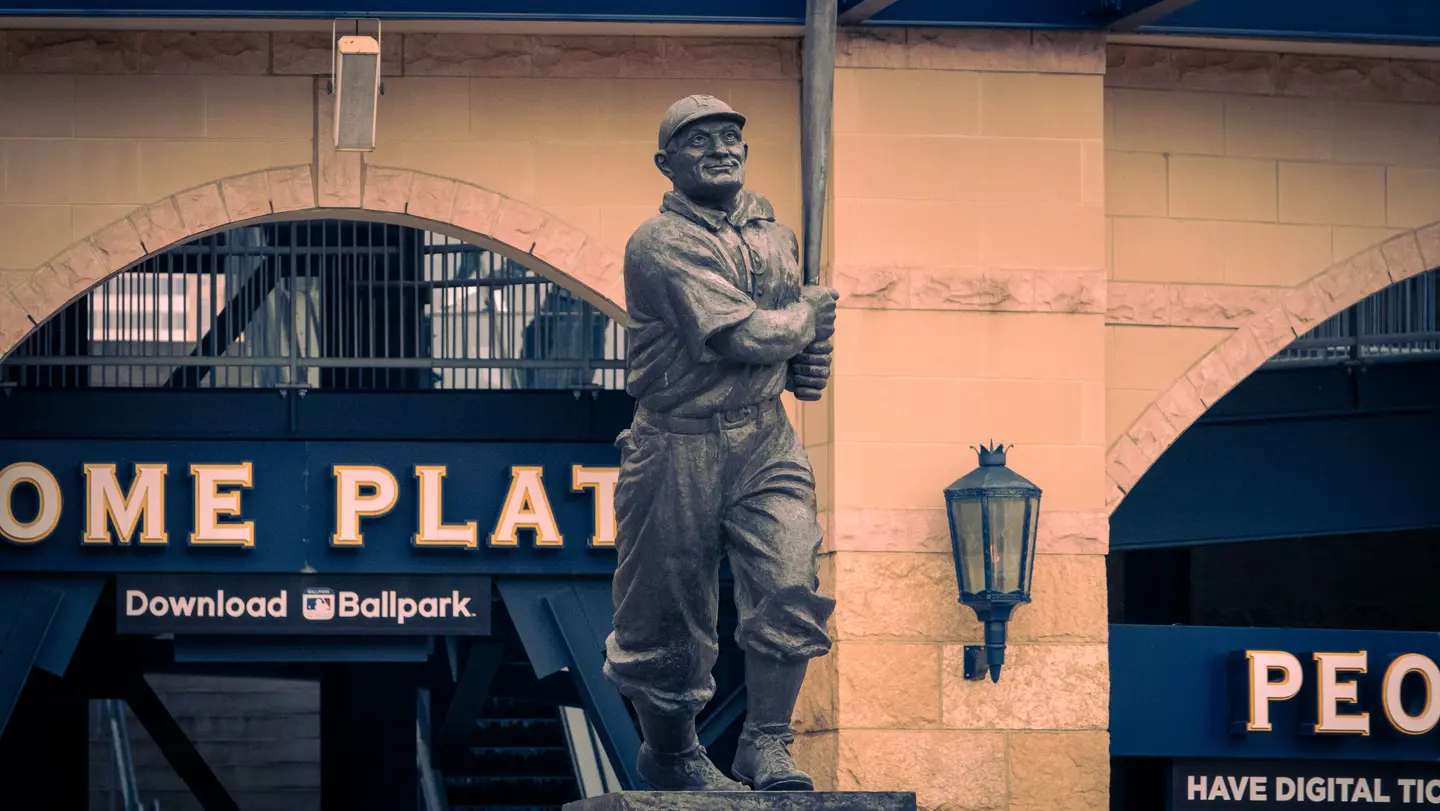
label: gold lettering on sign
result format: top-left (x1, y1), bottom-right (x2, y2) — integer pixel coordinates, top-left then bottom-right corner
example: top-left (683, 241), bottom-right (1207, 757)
top-left (1246, 650), bottom-right (1303, 732)
top-left (1313, 651), bottom-right (1371, 735)
top-left (189, 463), bottom-right (255, 548)
top-left (572, 465), bottom-right (620, 547)
top-left (412, 466), bottom-right (477, 549)
top-left (1383, 653), bottom-right (1440, 735)
top-left (490, 466), bottom-right (563, 548)
top-left (0, 462), bottom-right (62, 545)
top-left (83, 463), bottom-right (168, 546)
top-left (331, 465), bottom-right (399, 547)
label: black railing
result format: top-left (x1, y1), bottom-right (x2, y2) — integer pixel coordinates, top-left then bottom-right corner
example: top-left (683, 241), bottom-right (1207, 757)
top-left (1266, 270), bottom-right (1438, 368)
top-left (2, 221), bottom-right (626, 392)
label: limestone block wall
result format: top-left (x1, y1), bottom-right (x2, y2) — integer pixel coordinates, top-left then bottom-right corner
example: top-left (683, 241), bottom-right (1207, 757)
top-left (1103, 44), bottom-right (1440, 500)
top-left (792, 29), bottom-right (1110, 811)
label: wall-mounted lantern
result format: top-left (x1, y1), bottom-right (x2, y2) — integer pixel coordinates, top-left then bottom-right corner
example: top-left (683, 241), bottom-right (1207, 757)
top-left (943, 442), bottom-right (1041, 683)
top-left (330, 20), bottom-right (383, 152)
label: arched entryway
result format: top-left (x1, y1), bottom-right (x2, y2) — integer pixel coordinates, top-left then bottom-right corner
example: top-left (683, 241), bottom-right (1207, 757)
top-left (0, 209), bottom-right (756, 811)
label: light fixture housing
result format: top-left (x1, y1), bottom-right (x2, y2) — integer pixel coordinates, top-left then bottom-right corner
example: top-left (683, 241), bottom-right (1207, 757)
top-left (332, 22), bottom-right (382, 152)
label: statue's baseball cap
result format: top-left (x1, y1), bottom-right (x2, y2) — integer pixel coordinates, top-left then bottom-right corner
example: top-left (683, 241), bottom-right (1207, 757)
top-left (657, 94), bottom-right (746, 150)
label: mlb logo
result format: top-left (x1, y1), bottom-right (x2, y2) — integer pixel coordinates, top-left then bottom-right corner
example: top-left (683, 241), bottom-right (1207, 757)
top-left (303, 588), bottom-right (335, 621)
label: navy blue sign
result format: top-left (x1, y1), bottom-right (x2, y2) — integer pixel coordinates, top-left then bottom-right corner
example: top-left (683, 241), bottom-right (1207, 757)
top-left (116, 574), bottom-right (491, 635)
top-left (0, 439), bottom-right (619, 575)
top-left (1112, 625), bottom-right (1440, 762)
top-left (1172, 759), bottom-right (1440, 809)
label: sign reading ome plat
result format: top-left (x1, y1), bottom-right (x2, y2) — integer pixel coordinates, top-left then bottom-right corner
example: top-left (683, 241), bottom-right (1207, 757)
top-left (115, 574), bottom-right (491, 635)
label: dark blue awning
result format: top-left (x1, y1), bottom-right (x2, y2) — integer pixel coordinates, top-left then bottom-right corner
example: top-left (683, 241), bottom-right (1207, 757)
top-left (2, 1), bottom-right (1439, 46)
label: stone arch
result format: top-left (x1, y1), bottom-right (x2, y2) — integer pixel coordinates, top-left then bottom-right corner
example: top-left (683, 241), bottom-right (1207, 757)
top-left (1106, 224), bottom-right (1440, 514)
top-left (0, 164), bottom-right (627, 361)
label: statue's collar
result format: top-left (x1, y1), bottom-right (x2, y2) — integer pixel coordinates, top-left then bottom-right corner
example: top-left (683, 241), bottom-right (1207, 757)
top-left (662, 190), bottom-right (774, 232)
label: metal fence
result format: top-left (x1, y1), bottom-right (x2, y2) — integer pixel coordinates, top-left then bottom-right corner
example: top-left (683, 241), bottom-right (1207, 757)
top-left (1265, 269), bottom-right (1438, 368)
top-left (1, 220), bottom-right (626, 391)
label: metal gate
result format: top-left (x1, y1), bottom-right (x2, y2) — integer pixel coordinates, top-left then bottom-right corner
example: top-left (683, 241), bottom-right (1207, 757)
top-left (1, 220), bottom-right (625, 392)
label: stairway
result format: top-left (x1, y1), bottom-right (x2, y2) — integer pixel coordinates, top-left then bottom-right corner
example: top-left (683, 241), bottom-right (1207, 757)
top-left (443, 695), bottom-right (582, 811)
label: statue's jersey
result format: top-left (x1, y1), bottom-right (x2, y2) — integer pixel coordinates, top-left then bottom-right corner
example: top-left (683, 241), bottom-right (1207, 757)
top-left (622, 190), bottom-right (803, 418)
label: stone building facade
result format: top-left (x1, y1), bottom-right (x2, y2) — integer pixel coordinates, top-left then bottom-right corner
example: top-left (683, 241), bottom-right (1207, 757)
top-left (1, 24), bottom-right (1437, 811)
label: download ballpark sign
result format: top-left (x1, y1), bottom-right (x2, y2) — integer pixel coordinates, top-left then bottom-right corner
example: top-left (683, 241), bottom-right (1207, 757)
top-left (116, 574), bottom-right (491, 634)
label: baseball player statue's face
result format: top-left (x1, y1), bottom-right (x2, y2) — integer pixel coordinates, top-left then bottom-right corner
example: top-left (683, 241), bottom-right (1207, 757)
top-left (654, 118), bottom-right (749, 208)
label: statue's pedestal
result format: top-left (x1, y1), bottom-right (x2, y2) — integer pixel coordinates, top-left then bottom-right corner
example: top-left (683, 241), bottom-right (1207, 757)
top-left (563, 792), bottom-right (916, 810)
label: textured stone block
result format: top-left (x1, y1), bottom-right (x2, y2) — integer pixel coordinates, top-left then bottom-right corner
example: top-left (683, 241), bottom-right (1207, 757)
top-left (834, 266), bottom-right (909, 309)
top-left (220, 172), bottom-right (272, 222)
top-left (1106, 476), bottom-right (1124, 512)
top-left (10, 265), bottom-right (75, 322)
top-left (1009, 732), bottom-right (1109, 811)
top-left (1248, 305), bottom-right (1298, 356)
top-left (1105, 46), bottom-right (1176, 89)
top-left (911, 269), bottom-right (1030, 312)
top-left (1106, 282), bottom-right (1169, 325)
top-left (274, 32), bottom-right (402, 77)
top-left (1154, 377), bottom-right (1206, 438)
top-left (1127, 405), bottom-right (1178, 462)
top-left (533, 36), bottom-right (665, 78)
top-left (836, 642), bottom-right (940, 729)
top-left (791, 733), bottom-right (837, 792)
top-left (362, 167), bottom-right (415, 214)
top-left (564, 792), bottom-right (914, 810)
top-left (1380, 232), bottom-right (1427, 281)
top-left (1216, 325), bottom-right (1267, 381)
top-left (137, 32), bottom-right (268, 75)
top-left (1032, 31), bottom-right (1105, 75)
top-left (0, 291), bottom-right (32, 354)
top-left (1275, 54), bottom-right (1386, 100)
top-left (1282, 283), bottom-right (1328, 336)
top-left (174, 184), bottom-right (230, 234)
top-left (1037, 510), bottom-right (1107, 555)
top-left (50, 241), bottom-right (109, 286)
top-left (661, 38), bottom-right (798, 79)
top-left (7, 30), bottom-right (138, 73)
top-left (491, 199), bottom-right (549, 253)
top-left (942, 644), bottom-right (1107, 730)
top-left (268, 166), bottom-right (316, 214)
top-left (829, 509), bottom-right (950, 555)
top-left (405, 34), bottom-right (534, 77)
top-left (408, 174), bottom-right (460, 224)
top-left (836, 29), bottom-right (905, 69)
top-left (1010, 555), bottom-right (1107, 644)
top-left (573, 241), bottom-right (623, 291)
top-left (1171, 284), bottom-right (1280, 328)
top-left (831, 553), bottom-right (977, 643)
top-left (1415, 223), bottom-right (1440, 272)
top-left (1378, 60), bottom-right (1440, 104)
top-left (1314, 248), bottom-right (1390, 313)
top-left (836, 730), bottom-right (1004, 811)
top-left (1033, 270), bottom-right (1105, 314)
top-left (1175, 48), bottom-right (1278, 94)
top-left (793, 650), bottom-right (836, 734)
top-left (1186, 350), bottom-right (1238, 407)
top-left (129, 199), bottom-right (188, 254)
top-left (1106, 435), bottom-right (1147, 493)
top-left (89, 219), bottom-right (146, 273)
top-left (531, 215), bottom-right (589, 271)
top-left (906, 28), bottom-right (1031, 72)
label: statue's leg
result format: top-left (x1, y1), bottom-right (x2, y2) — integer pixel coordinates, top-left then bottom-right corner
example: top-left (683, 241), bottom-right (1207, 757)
top-left (603, 423), bottom-right (746, 792)
top-left (722, 409), bottom-right (835, 791)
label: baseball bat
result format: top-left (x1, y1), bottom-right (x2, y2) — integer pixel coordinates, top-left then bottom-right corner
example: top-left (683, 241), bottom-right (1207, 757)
top-left (796, 0), bottom-right (836, 402)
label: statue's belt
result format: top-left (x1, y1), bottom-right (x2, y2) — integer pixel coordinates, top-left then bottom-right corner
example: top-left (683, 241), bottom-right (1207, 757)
top-left (634, 399), bottom-right (782, 435)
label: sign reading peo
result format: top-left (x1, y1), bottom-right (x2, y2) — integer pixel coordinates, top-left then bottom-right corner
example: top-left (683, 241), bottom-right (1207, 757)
top-left (1233, 649), bottom-right (1440, 739)
top-left (0, 460), bottom-right (618, 550)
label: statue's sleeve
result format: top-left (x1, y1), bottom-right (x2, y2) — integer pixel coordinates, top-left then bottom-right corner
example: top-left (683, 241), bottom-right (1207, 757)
top-left (628, 225), bottom-right (757, 363)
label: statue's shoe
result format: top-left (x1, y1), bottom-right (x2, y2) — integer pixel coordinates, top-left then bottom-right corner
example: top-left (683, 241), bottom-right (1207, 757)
top-left (636, 743), bottom-right (750, 792)
top-left (731, 727), bottom-right (814, 792)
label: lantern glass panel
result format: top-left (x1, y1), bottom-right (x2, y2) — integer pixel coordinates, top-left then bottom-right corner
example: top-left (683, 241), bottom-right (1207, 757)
top-left (949, 497), bottom-right (986, 595)
top-left (987, 496), bottom-right (1027, 594)
top-left (1022, 495), bottom-right (1040, 594)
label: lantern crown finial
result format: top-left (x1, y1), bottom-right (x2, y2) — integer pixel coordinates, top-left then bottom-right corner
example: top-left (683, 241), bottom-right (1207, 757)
top-left (972, 441), bottom-right (1011, 467)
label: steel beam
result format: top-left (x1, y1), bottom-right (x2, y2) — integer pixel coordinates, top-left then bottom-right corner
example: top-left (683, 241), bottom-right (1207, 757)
top-left (0, 586), bottom-right (62, 739)
top-left (125, 674), bottom-right (242, 811)
top-left (1106, 0), bottom-right (1203, 31)
top-left (838, 0), bottom-right (903, 25)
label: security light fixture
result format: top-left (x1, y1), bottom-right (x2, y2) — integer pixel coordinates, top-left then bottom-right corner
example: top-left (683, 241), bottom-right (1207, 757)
top-left (944, 442), bottom-right (1041, 683)
top-left (331, 20), bottom-right (382, 152)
